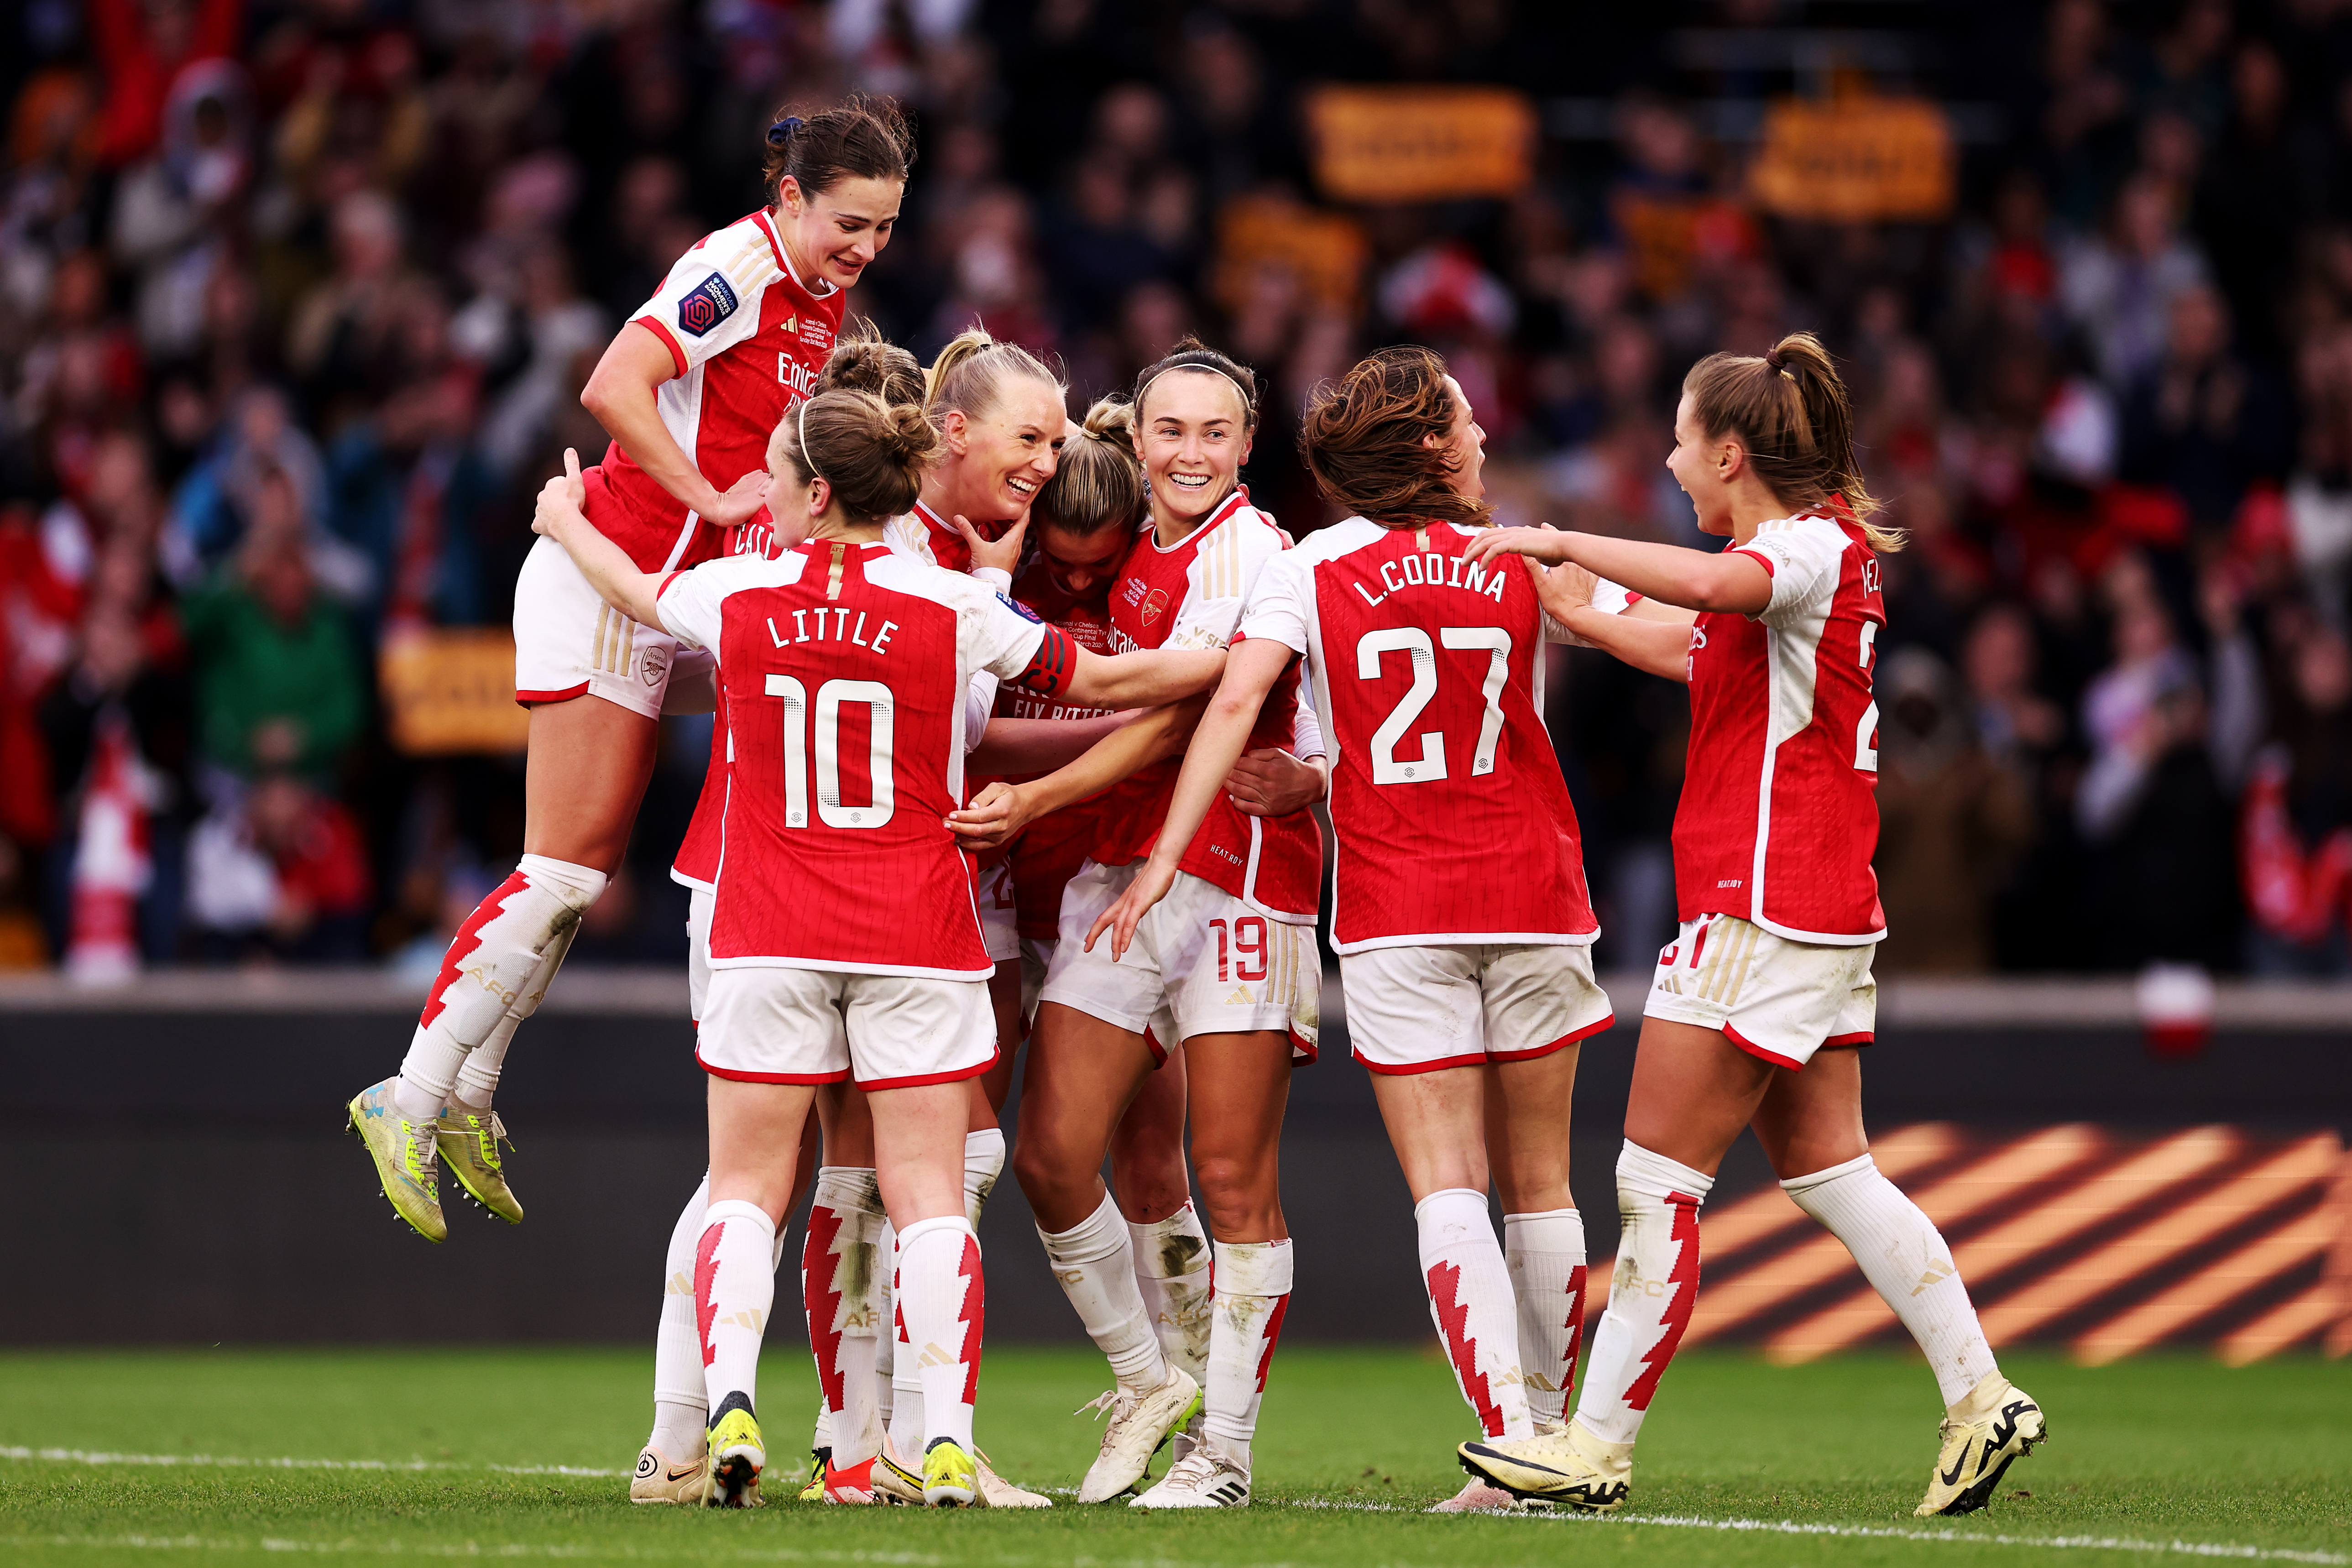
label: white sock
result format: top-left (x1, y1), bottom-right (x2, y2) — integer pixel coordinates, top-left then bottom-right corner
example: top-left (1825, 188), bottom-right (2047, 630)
top-left (895, 1215), bottom-right (983, 1456)
top-left (1039, 1190), bottom-right (1170, 1394)
top-left (1574, 1142), bottom-right (1712, 1447)
top-left (453, 923), bottom-right (577, 1110)
top-left (964, 1129), bottom-right (1005, 1228)
top-left (695, 1199), bottom-right (776, 1429)
top-left (803, 1167), bottom-right (890, 1467)
top-left (1201, 1239), bottom-right (1292, 1470)
top-left (649, 1171), bottom-right (712, 1454)
top-left (1129, 1202), bottom-right (1213, 1387)
top-left (1503, 1207), bottom-right (1588, 1428)
top-left (395, 855), bottom-right (606, 1122)
top-left (1416, 1189), bottom-right (1529, 1440)
top-left (1782, 1153), bottom-right (1999, 1407)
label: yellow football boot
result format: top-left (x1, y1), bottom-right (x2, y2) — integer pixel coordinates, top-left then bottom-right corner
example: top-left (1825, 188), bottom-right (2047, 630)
top-left (346, 1079), bottom-right (445, 1243)
top-left (1916, 1375), bottom-right (2047, 1516)
top-left (436, 1104), bottom-right (523, 1224)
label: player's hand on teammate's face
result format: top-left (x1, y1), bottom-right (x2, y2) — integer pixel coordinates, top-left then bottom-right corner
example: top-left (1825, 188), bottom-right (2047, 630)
top-left (1085, 857), bottom-right (1177, 962)
top-left (956, 510), bottom-right (1030, 576)
top-left (707, 467), bottom-right (773, 526)
top-left (1463, 524), bottom-right (1577, 567)
top-left (1225, 747), bottom-right (1325, 816)
top-left (946, 780), bottom-right (1033, 851)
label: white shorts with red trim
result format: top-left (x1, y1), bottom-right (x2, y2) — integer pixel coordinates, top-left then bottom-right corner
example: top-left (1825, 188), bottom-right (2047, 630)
top-left (977, 857), bottom-right (1019, 963)
top-left (512, 534), bottom-right (685, 720)
top-left (697, 963), bottom-right (998, 1089)
top-left (1340, 942), bottom-right (1614, 1075)
top-left (1038, 859), bottom-right (1318, 1063)
top-left (1644, 913), bottom-right (1876, 1069)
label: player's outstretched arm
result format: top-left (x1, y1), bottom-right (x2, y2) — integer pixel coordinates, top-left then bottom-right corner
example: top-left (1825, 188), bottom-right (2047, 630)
top-left (1086, 638), bottom-right (1291, 961)
top-left (1467, 526), bottom-right (1771, 617)
top-left (966, 711), bottom-right (1133, 776)
top-left (1062, 644), bottom-right (1227, 710)
top-left (580, 324), bottom-right (769, 526)
top-left (947, 697), bottom-right (1206, 852)
top-left (534, 448), bottom-right (666, 627)
top-left (1528, 557), bottom-right (1697, 685)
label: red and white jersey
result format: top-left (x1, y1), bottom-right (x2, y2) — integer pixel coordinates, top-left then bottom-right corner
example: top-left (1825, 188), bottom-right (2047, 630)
top-left (655, 539), bottom-right (1069, 978)
top-left (596, 209), bottom-right (846, 575)
top-left (1678, 504), bottom-right (1887, 944)
top-left (1239, 516), bottom-right (1597, 952)
top-left (1092, 487), bottom-right (1322, 923)
top-left (996, 552), bottom-right (1124, 941)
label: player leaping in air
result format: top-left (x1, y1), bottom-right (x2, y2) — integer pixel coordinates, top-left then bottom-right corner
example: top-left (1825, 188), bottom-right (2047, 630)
top-left (532, 383), bottom-right (1230, 1508)
top-left (1453, 333), bottom-right (2046, 1519)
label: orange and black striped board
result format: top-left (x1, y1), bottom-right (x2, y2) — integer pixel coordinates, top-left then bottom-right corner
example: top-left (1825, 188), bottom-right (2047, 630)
top-left (1586, 1124), bottom-right (2352, 1364)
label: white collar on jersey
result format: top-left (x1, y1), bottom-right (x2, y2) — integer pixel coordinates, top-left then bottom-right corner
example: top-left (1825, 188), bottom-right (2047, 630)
top-left (1142, 484), bottom-right (1252, 554)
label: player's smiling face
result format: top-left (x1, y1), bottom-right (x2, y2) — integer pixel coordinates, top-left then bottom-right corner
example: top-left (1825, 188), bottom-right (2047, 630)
top-left (1036, 520), bottom-right (1127, 600)
top-left (951, 377), bottom-right (1067, 526)
top-left (1667, 391), bottom-right (1736, 536)
top-left (775, 175), bottom-right (904, 291)
top-left (1433, 376), bottom-right (1487, 499)
top-left (1141, 370), bottom-right (1252, 531)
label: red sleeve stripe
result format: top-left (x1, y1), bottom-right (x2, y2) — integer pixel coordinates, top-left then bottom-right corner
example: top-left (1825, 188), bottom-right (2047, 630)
top-left (636, 315), bottom-right (688, 378)
top-left (656, 569), bottom-right (690, 600)
top-left (1011, 624), bottom-right (1077, 696)
top-left (1732, 545), bottom-right (1776, 578)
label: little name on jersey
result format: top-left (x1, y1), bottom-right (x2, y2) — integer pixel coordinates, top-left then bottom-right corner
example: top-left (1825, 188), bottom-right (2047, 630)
top-left (1353, 548), bottom-right (1509, 608)
top-left (767, 608), bottom-right (898, 654)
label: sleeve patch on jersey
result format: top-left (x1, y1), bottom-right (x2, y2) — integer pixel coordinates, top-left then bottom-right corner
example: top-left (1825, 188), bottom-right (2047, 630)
top-left (996, 592), bottom-right (1044, 624)
top-left (1009, 624), bottom-right (1077, 697)
top-left (677, 272), bottom-right (741, 336)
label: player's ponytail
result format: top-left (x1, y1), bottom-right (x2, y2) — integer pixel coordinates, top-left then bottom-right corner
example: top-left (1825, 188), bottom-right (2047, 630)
top-left (770, 388), bottom-right (938, 524)
top-left (1297, 345), bottom-right (1491, 529)
top-left (924, 325), bottom-right (1066, 430)
top-left (1684, 332), bottom-right (1903, 553)
top-left (816, 318), bottom-right (923, 407)
top-left (762, 94), bottom-right (914, 208)
top-left (1035, 397), bottom-right (1146, 538)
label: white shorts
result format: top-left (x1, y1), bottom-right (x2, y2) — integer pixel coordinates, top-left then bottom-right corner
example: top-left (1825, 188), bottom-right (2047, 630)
top-left (513, 534), bottom-right (686, 720)
top-left (687, 886), bottom-right (714, 1023)
top-left (1019, 936), bottom-right (1055, 1025)
top-left (1038, 859), bottom-right (1318, 1063)
top-left (1644, 913), bottom-right (1877, 1069)
top-left (977, 857), bottom-right (1019, 963)
top-left (1340, 942), bottom-right (1614, 1075)
top-left (697, 964), bottom-right (998, 1090)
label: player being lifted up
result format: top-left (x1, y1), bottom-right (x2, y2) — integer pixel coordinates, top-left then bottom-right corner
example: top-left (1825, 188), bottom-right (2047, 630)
top-left (533, 384), bottom-right (1229, 1508)
top-left (346, 98), bottom-right (913, 1243)
top-left (1087, 347), bottom-right (1613, 1513)
top-left (955, 341), bottom-right (1323, 1511)
top-left (1454, 334), bottom-right (2046, 1518)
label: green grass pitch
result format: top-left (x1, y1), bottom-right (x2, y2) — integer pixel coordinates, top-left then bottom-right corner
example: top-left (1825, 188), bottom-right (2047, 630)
top-left (2, 1346), bottom-right (2346, 1567)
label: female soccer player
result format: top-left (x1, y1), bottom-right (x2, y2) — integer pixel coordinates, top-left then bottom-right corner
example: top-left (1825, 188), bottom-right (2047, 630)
top-left (993, 341), bottom-right (1324, 1511)
top-left (533, 385), bottom-right (1229, 1508)
top-left (1453, 334), bottom-right (2045, 1518)
top-left (347, 99), bottom-right (914, 1244)
top-left (1087, 346), bottom-right (1612, 1514)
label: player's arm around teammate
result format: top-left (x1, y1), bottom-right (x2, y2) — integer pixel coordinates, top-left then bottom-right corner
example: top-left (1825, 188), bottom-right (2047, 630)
top-left (1092, 350), bottom-right (1611, 1511)
top-left (1455, 335), bottom-right (2045, 1520)
top-left (345, 100), bottom-right (912, 1245)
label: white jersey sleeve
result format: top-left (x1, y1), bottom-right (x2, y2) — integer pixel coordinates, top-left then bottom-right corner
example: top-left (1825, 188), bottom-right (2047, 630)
top-left (964, 672), bottom-right (997, 752)
top-left (965, 590), bottom-right (1052, 684)
top-left (1290, 680), bottom-right (1326, 760)
top-left (634, 225), bottom-right (777, 373)
top-left (1235, 547), bottom-right (1313, 656)
top-left (1734, 515), bottom-right (1848, 627)
top-left (653, 561), bottom-right (729, 649)
top-left (1166, 510), bottom-right (1284, 652)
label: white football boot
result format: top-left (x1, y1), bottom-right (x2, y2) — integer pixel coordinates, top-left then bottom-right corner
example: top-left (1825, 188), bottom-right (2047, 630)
top-left (1074, 1368), bottom-right (1201, 1503)
top-left (1130, 1442), bottom-right (1250, 1509)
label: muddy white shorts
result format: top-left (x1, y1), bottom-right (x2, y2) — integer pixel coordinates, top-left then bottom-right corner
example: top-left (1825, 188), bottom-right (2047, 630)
top-left (513, 534), bottom-right (684, 720)
top-left (1340, 941), bottom-right (1614, 1075)
top-left (697, 964), bottom-right (998, 1089)
top-left (1644, 913), bottom-right (1877, 1069)
top-left (977, 857), bottom-right (1020, 963)
top-left (1038, 859), bottom-right (1318, 1062)
top-left (687, 886), bottom-right (714, 1022)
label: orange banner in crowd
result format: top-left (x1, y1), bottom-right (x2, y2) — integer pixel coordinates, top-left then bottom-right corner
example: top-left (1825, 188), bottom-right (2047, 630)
top-left (1748, 97), bottom-right (1955, 223)
top-left (1213, 194), bottom-right (1369, 315)
top-left (379, 629), bottom-right (530, 755)
top-left (1307, 85), bottom-right (1536, 204)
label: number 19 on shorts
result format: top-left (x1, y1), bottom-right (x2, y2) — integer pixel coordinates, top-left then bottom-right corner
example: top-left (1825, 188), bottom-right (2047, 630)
top-left (767, 673), bottom-right (895, 830)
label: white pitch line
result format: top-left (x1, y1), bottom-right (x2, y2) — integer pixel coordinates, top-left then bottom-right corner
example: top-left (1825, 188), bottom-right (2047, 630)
top-left (5, 1446), bottom-right (2345, 1566)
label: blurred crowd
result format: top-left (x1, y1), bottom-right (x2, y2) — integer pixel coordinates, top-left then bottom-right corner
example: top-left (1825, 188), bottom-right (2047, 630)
top-left (1, 0), bottom-right (2348, 980)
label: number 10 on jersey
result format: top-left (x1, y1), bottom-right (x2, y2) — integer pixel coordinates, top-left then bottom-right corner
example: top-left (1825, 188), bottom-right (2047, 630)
top-left (767, 673), bottom-right (896, 830)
